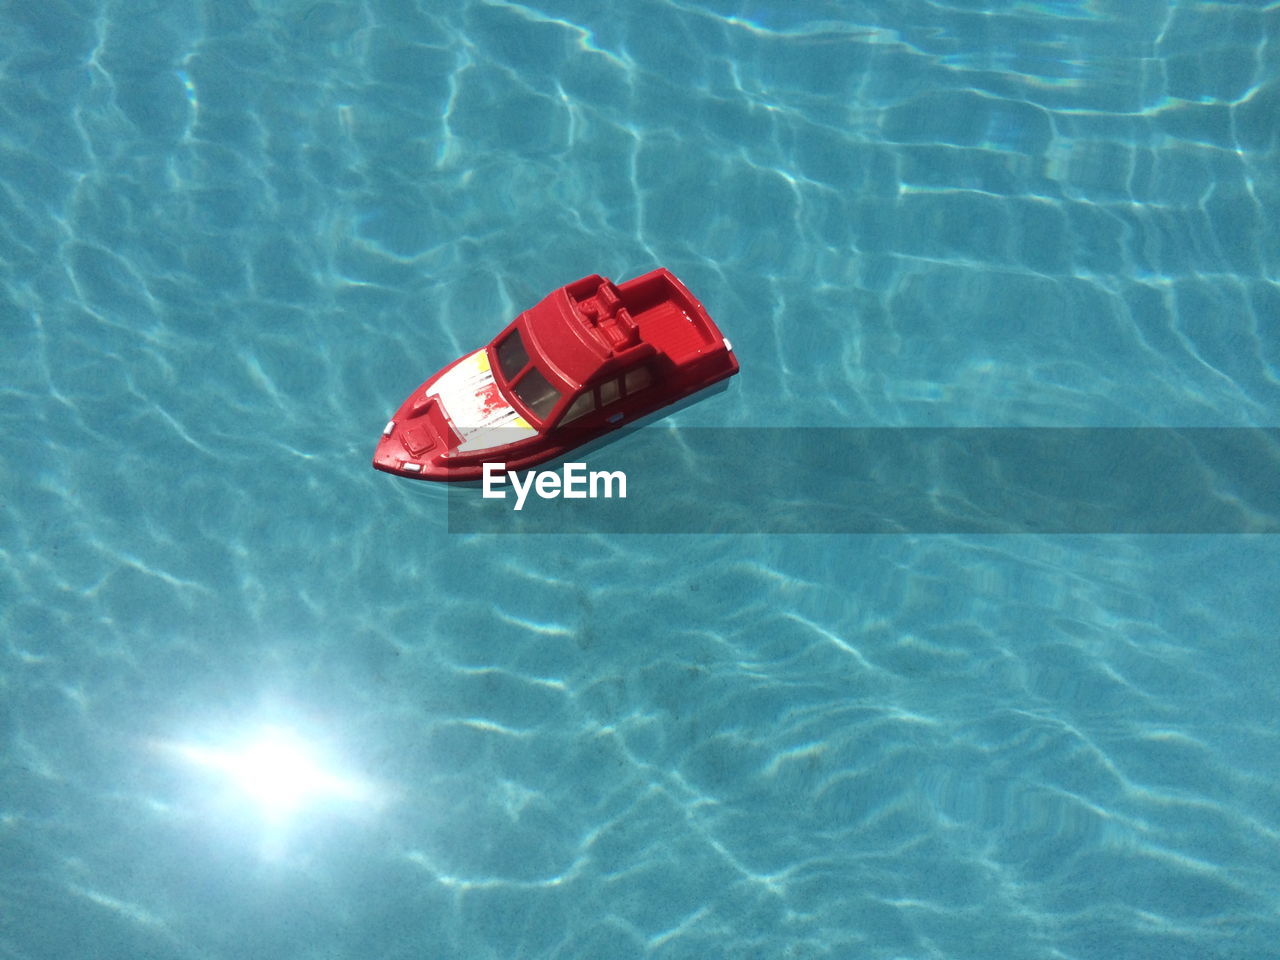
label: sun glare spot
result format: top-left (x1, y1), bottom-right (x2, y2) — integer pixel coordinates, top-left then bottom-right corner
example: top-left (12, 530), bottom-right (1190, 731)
top-left (165, 725), bottom-right (374, 818)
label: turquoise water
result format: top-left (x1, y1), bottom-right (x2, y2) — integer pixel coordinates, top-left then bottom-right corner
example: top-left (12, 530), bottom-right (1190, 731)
top-left (2, 0), bottom-right (1278, 957)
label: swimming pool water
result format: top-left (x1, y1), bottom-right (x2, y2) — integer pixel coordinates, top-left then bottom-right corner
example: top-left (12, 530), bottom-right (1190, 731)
top-left (1, 1), bottom-right (1278, 958)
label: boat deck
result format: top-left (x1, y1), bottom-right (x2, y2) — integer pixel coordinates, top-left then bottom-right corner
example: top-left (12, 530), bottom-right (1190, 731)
top-left (619, 271), bottom-right (717, 366)
top-left (635, 300), bottom-right (711, 365)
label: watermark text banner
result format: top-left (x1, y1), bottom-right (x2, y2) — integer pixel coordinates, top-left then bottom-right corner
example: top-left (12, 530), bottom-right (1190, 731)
top-left (446, 428), bottom-right (1280, 534)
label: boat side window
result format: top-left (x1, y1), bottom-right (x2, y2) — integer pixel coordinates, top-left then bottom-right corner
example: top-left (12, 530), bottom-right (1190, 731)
top-left (559, 390), bottom-right (595, 426)
top-left (495, 330), bottom-right (530, 382)
top-left (624, 365), bottom-right (652, 394)
top-left (513, 366), bottom-right (561, 421)
top-left (599, 378), bottom-right (621, 406)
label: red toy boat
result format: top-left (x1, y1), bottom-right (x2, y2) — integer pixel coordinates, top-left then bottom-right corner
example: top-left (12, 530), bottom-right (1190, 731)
top-left (373, 268), bottom-right (738, 482)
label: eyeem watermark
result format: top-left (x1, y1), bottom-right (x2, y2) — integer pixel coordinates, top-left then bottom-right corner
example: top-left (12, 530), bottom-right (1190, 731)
top-left (482, 462), bottom-right (627, 510)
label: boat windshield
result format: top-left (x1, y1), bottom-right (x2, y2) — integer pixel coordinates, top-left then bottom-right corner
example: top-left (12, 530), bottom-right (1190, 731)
top-left (495, 330), bottom-right (530, 382)
top-left (513, 366), bottom-right (561, 422)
